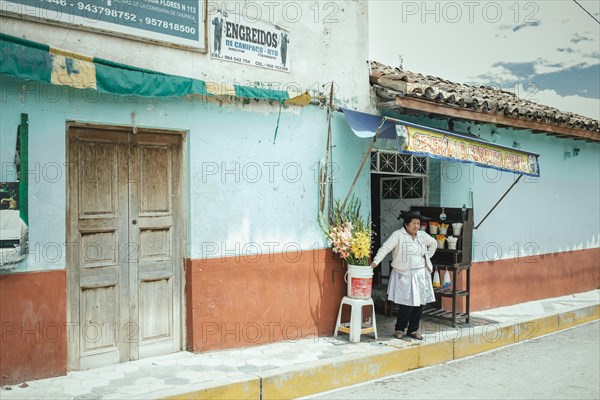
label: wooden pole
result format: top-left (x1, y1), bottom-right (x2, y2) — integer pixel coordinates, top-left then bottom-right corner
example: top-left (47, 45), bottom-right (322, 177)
top-left (327, 83), bottom-right (335, 219)
top-left (320, 81), bottom-right (335, 214)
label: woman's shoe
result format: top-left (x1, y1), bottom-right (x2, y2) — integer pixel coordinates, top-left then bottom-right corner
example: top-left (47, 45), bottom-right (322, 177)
top-left (394, 331), bottom-right (404, 339)
top-left (408, 332), bottom-right (424, 340)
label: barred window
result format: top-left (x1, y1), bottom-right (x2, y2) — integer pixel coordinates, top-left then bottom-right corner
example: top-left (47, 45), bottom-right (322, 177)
top-left (370, 151), bottom-right (428, 175)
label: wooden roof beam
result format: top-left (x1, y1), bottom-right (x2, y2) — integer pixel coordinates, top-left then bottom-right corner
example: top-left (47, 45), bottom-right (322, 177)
top-left (394, 97), bottom-right (599, 142)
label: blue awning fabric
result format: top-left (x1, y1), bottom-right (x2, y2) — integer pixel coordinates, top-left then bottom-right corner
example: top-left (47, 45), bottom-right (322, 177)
top-left (340, 108), bottom-right (397, 139)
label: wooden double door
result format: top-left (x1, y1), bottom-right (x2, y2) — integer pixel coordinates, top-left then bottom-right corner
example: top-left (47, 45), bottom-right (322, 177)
top-left (67, 126), bottom-right (184, 370)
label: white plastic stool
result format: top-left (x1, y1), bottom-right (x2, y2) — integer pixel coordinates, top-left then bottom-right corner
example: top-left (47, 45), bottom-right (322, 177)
top-left (334, 296), bottom-right (378, 343)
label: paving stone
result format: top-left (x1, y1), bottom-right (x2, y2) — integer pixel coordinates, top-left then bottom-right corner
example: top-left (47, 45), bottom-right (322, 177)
top-left (220, 359), bottom-right (247, 368)
top-left (114, 364), bottom-right (140, 373)
top-left (176, 370), bottom-right (213, 383)
top-left (51, 378), bottom-right (82, 387)
top-left (152, 358), bottom-right (179, 366)
top-left (198, 358), bottom-right (225, 367)
top-left (92, 385), bottom-right (120, 396)
top-left (105, 378), bottom-right (128, 387)
top-left (63, 385), bottom-right (93, 397)
top-left (193, 371), bottom-right (227, 380)
top-left (206, 366), bottom-right (242, 374)
top-left (74, 392), bottom-right (103, 400)
top-left (246, 358), bottom-right (274, 367)
top-left (163, 378), bottom-right (190, 386)
top-left (90, 365), bottom-right (118, 374)
top-left (176, 357), bottom-right (207, 366)
top-left (102, 393), bottom-right (128, 399)
top-left (144, 383), bottom-right (174, 394)
top-left (237, 365), bottom-right (264, 373)
top-left (117, 385), bottom-right (150, 395)
top-left (97, 371), bottom-right (125, 381)
top-left (134, 377), bottom-right (165, 386)
top-left (79, 378), bottom-right (111, 388)
top-left (237, 349), bottom-right (263, 357)
top-left (118, 370), bottom-right (148, 381)
top-left (137, 367), bottom-right (167, 377)
top-left (271, 359), bottom-right (304, 367)
top-left (69, 371), bottom-right (99, 380)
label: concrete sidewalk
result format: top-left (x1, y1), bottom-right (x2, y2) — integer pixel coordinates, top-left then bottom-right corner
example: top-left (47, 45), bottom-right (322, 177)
top-left (1, 290), bottom-right (598, 400)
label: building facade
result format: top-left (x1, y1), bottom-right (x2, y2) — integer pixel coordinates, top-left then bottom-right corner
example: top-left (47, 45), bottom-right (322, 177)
top-left (0, 0), bottom-right (372, 384)
top-left (368, 61), bottom-right (600, 312)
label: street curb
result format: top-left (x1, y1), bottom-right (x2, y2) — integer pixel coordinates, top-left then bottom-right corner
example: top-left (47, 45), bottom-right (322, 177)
top-left (161, 377), bottom-right (261, 400)
top-left (163, 304), bottom-right (599, 400)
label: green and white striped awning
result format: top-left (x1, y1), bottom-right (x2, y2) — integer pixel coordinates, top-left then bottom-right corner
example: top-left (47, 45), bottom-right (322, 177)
top-left (0, 33), bottom-right (301, 102)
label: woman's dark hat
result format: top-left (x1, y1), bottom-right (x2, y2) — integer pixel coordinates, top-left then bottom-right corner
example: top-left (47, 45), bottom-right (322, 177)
top-left (397, 210), bottom-right (431, 221)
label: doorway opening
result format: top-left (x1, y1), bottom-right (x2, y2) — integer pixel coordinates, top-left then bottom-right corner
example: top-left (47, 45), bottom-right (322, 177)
top-left (370, 150), bottom-right (429, 284)
top-left (66, 124), bottom-right (186, 370)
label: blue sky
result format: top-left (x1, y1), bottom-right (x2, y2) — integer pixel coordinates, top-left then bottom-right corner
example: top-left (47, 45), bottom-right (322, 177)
top-left (369, 0), bottom-right (600, 119)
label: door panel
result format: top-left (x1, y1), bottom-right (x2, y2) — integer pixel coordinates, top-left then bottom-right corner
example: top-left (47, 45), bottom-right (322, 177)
top-left (81, 286), bottom-right (118, 352)
top-left (140, 279), bottom-right (171, 340)
top-left (68, 127), bottom-right (182, 370)
top-left (130, 133), bottom-right (181, 359)
top-left (79, 142), bottom-right (117, 216)
top-left (139, 145), bottom-right (170, 214)
top-left (68, 130), bottom-right (129, 370)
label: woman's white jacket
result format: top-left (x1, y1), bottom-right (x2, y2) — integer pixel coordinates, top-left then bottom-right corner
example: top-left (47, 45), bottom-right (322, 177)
top-left (372, 228), bottom-right (438, 274)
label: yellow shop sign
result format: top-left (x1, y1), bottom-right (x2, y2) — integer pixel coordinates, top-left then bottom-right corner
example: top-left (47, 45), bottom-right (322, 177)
top-left (398, 125), bottom-right (540, 177)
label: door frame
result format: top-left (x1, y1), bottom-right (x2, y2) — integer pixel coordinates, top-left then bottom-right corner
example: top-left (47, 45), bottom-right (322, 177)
top-left (65, 122), bottom-right (188, 371)
top-left (369, 150), bottom-right (429, 283)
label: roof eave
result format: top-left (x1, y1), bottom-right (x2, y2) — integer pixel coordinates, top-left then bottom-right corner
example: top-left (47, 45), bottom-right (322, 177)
top-left (387, 96), bottom-right (599, 142)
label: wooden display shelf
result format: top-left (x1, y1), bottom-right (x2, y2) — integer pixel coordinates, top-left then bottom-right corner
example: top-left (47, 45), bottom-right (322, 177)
top-left (412, 206), bottom-right (474, 327)
top-left (422, 308), bottom-right (469, 323)
top-left (434, 288), bottom-right (469, 297)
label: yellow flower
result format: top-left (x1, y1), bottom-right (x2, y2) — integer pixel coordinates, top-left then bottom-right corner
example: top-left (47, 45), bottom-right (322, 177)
top-left (350, 230), bottom-right (371, 259)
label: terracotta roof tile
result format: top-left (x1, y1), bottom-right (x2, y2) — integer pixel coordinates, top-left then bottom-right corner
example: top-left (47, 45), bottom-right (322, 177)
top-left (369, 61), bottom-right (599, 139)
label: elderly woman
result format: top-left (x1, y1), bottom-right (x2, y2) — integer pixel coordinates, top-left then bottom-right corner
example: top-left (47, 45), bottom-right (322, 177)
top-left (370, 210), bottom-right (437, 340)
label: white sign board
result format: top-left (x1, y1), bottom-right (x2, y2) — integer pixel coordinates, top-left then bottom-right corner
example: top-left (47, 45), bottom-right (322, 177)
top-left (210, 11), bottom-right (289, 73)
top-left (0, 0), bottom-right (206, 51)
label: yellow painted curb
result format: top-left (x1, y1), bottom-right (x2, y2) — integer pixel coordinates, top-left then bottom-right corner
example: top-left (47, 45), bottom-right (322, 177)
top-left (418, 339), bottom-right (454, 367)
top-left (518, 315), bottom-right (559, 341)
top-left (164, 379), bottom-right (260, 400)
top-left (453, 324), bottom-right (517, 359)
top-left (261, 346), bottom-right (420, 400)
top-left (160, 304), bottom-right (599, 400)
top-left (559, 304), bottom-right (600, 329)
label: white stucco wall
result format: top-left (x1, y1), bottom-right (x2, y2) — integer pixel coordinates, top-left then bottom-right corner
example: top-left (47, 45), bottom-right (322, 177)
top-left (0, 75), bottom-right (371, 271)
top-left (0, 1), bottom-right (373, 272)
top-left (0, 0), bottom-right (370, 108)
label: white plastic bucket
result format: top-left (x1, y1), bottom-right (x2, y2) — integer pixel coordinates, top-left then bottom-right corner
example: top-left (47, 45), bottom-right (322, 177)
top-left (452, 223), bottom-right (463, 236)
top-left (345, 265), bottom-right (373, 299)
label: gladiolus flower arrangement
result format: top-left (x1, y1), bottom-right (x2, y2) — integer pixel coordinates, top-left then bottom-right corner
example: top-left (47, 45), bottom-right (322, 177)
top-left (320, 197), bottom-right (373, 266)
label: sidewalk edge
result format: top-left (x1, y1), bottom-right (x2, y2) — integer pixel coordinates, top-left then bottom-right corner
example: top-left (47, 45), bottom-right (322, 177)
top-left (162, 304), bottom-right (599, 400)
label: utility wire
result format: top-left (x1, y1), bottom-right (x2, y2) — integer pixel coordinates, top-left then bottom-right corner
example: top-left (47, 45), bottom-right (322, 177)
top-left (573, 0), bottom-right (600, 24)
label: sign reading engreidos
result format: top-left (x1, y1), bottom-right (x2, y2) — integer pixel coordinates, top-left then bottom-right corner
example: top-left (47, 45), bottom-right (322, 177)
top-left (210, 11), bottom-right (290, 73)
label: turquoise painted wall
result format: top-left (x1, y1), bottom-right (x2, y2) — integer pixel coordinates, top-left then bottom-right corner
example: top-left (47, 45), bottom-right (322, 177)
top-left (0, 75), bottom-right (371, 271)
top-left (389, 113), bottom-right (600, 262)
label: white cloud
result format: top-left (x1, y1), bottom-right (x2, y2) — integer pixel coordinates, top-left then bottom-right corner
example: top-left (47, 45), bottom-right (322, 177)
top-left (533, 89), bottom-right (600, 119)
top-left (470, 65), bottom-right (521, 84)
top-left (368, 1), bottom-right (599, 120)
